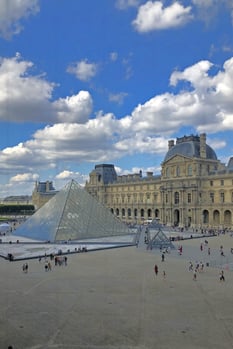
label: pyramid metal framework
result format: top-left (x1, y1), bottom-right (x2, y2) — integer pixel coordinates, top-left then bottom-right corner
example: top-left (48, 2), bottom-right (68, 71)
top-left (147, 225), bottom-right (175, 250)
top-left (13, 180), bottom-right (135, 243)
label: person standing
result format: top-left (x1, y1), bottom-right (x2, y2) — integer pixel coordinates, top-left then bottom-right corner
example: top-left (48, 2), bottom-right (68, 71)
top-left (154, 264), bottom-right (158, 276)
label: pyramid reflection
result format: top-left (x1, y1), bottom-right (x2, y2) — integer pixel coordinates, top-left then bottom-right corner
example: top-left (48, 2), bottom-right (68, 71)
top-left (13, 180), bottom-right (135, 243)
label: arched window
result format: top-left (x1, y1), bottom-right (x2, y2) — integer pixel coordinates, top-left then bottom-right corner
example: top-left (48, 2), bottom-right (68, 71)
top-left (122, 208), bottom-right (125, 217)
top-left (224, 210), bottom-right (231, 226)
top-left (155, 209), bottom-right (159, 218)
top-left (213, 210), bottom-right (220, 225)
top-left (203, 210), bottom-right (209, 224)
top-left (128, 208), bottom-right (131, 217)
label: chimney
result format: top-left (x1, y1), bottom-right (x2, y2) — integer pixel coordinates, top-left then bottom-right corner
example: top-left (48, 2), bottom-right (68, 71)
top-left (168, 140), bottom-right (174, 149)
top-left (147, 171), bottom-right (153, 177)
top-left (200, 133), bottom-right (206, 159)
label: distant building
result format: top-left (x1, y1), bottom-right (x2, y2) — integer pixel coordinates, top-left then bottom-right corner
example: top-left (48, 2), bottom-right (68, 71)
top-left (32, 181), bottom-right (58, 210)
top-left (85, 133), bottom-right (233, 230)
top-left (0, 195), bottom-right (32, 205)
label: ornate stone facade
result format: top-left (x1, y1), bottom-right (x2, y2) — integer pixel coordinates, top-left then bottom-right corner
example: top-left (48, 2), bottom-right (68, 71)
top-left (32, 181), bottom-right (58, 210)
top-left (85, 134), bottom-right (233, 230)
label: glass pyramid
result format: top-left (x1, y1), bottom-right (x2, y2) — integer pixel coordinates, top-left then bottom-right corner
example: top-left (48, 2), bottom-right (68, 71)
top-left (13, 180), bottom-right (134, 243)
top-left (147, 226), bottom-right (175, 250)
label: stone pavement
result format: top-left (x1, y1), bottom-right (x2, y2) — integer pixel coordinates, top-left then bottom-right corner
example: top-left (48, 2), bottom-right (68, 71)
top-left (1, 233), bottom-right (233, 349)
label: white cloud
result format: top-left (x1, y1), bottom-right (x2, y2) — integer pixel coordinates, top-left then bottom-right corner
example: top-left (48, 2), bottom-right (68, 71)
top-left (10, 172), bottom-right (39, 183)
top-left (132, 1), bottom-right (193, 32)
top-left (0, 0), bottom-right (39, 39)
top-left (115, 165), bottom-right (161, 176)
top-left (0, 54), bottom-right (93, 123)
top-left (109, 92), bottom-right (128, 104)
top-left (123, 57), bottom-right (233, 136)
top-left (192, 0), bottom-right (233, 25)
top-left (55, 170), bottom-right (88, 187)
top-left (56, 170), bottom-right (78, 180)
top-left (2, 57), bottom-right (233, 185)
top-left (53, 91), bottom-right (93, 123)
top-left (67, 60), bottom-right (98, 82)
top-left (114, 135), bottom-right (167, 154)
top-left (110, 52), bottom-right (118, 61)
top-left (55, 170), bottom-right (88, 184)
top-left (115, 0), bottom-right (140, 10)
top-left (0, 172), bottom-right (39, 197)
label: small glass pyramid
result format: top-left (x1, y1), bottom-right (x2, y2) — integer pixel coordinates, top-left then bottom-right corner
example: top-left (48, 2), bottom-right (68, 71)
top-left (13, 180), bottom-right (134, 243)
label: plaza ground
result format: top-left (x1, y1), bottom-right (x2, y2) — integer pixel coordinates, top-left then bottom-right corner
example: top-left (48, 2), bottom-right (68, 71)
top-left (1, 233), bottom-right (233, 349)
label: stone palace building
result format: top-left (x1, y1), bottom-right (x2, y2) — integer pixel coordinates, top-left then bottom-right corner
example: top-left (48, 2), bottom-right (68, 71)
top-left (85, 133), bottom-right (233, 230)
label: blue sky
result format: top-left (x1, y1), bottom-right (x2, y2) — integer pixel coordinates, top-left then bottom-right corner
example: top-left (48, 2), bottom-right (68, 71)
top-left (0, 0), bottom-right (233, 197)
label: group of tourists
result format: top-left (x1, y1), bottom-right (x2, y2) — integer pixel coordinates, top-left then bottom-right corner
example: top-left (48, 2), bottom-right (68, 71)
top-left (152, 235), bottom-right (230, 284)
top-left (22, 254), bottom-right (68, 274)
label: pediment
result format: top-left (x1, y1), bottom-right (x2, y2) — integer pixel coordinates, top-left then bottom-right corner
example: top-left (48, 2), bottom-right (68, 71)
top-left (163, 154), bottom-right (192, 165)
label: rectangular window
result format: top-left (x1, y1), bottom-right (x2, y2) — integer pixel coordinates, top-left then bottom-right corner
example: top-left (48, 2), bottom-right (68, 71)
top-left (187, 193), bottom-right (191, 203)
top-left (174, 192), bottom-right (179, 204)
top-left (220, 192), bottom-right (225, 203)
top-left (210, 192), bottom-right (214, 203)
top-left (210, 180), bottom-right (213, 186)
top-left (221, 180), bottom-right (224, 186)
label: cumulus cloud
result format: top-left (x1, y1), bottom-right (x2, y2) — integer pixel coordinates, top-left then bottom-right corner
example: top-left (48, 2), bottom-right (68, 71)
top-left (67, 60), bottom-right (98, 82)
top-left (0, 0), bottom-right (39, 39)
top-left (10, 172), bottom-right (39, 183)
top-left (132, 1), bottom-right (193, 32)
top-left (56, 170), bottom-right (79, 180)
top-left (2, 57), bottom-right (233, 181)
top-left (0, 54), bottom-right (93, 123)
top-left (53, 91), bottom-right (93, 123)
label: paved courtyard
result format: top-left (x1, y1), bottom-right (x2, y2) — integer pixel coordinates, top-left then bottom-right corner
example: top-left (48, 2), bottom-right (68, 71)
top-left (1, 233), bottom-right (233, 348)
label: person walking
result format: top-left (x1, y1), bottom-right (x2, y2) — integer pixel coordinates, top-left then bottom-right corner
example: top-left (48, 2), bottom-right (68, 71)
top-left (154, 264), bottom-right (158, 276)
top-left (219, 270), bottom-right (225, 282)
